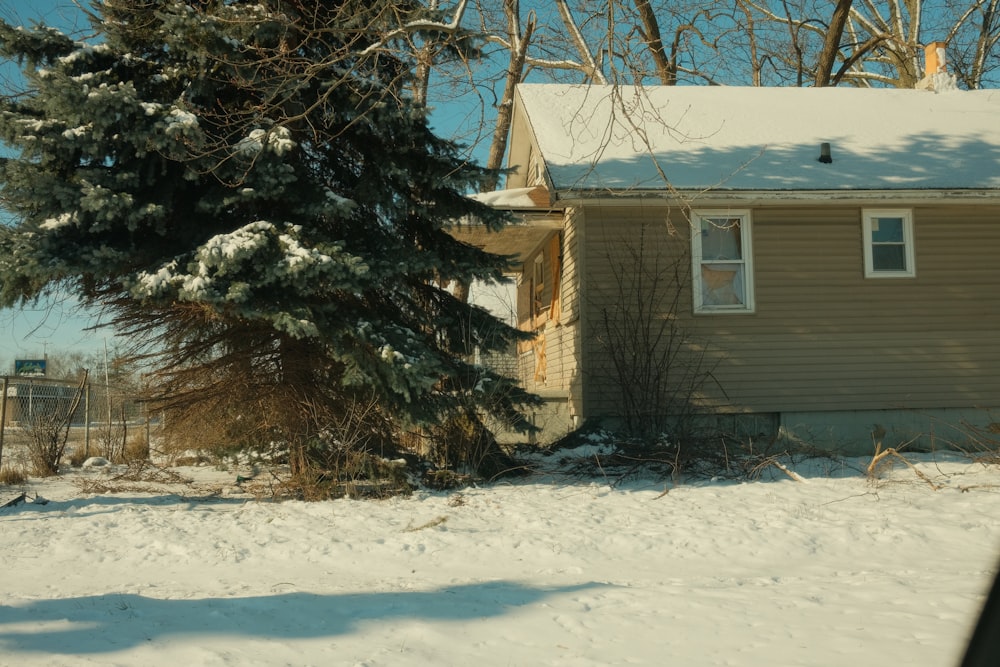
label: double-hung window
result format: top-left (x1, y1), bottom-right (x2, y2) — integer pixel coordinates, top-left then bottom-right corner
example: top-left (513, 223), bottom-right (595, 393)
top-left (691, 210), bottom-right (755, 313)
top-left (862, 209), bottom-right (915, 278)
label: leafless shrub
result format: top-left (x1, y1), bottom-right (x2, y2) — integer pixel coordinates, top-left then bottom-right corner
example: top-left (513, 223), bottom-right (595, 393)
top-left (152, 368), bottom-right (418, 500)
top-left (550, 423), bottom-right (827, 486)
top-left (282, 395), bottom-right (415, 498)
top-left (939, 418), bottom-right (1000, 465)
top-left (422, 468), bottom-right (475, 490)
top-left (589, 227), bottom-right (720, 445)
top-left (95, 417), bottom-right (128, 464)
top-left (22, 374), bottom-right (87, 476)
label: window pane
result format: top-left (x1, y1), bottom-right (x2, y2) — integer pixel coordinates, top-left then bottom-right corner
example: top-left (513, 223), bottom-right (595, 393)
top-left (872, 245), bottom-right (906, 271)
top-left (871, 218), bottom-right (904, 243)
top-left (701, 264), bottom-right (745, 306)
top-left (701, 218), bottom-right (742, 260)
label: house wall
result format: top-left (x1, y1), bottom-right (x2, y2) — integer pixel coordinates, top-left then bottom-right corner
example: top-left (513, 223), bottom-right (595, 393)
top-left (561, 207), bottom-right (585, 424)
top-left (577, 202), bottom-right (1000, 450)
top-left (579, 203), bottom-right (703, 428)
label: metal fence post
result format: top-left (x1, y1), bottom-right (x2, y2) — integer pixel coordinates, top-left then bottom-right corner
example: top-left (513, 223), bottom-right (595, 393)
top-left (144, 402), bottom-right (151, 458)
top-left (0, 376), bottom-right (8, 470)
top-left (84, 383), bottom-right (91, 458)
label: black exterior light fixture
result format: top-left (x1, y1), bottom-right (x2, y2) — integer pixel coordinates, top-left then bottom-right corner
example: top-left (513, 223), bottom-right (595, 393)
top-left (818, 142), bottom-right (833, 163)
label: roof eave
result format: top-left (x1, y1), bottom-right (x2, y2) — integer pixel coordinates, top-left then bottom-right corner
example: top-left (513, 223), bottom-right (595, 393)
top-left (551, 188), bottom-right (1000, 207)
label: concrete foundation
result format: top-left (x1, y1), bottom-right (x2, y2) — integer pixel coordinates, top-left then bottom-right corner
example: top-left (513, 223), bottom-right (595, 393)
top-left (497, 400), bottom-right (1000, 456)
top-left (493, 391), bottom-right (577, 446)
top-left (777, 407), bottom-right (1000, 456)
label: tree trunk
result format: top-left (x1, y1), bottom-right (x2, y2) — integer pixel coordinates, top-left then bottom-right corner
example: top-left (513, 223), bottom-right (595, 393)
top-left (279, 334), bottom-right (314, 477)
top-left (634, 0), bottom-right (677, 85)
top-left (815, 0), bottom-right (855, 86)
top-left (483, 0), bottom-right (535, 190)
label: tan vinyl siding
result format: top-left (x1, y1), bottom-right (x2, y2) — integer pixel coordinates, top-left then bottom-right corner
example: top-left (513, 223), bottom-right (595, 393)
top-left (581, 203), bottom-right (1000, 417)
top-left (581, 204), bottom-right (700, 417)
top-left (561, 208), bottom-right (584, 418)
top-left (560, 208), bottom-right (582, 325)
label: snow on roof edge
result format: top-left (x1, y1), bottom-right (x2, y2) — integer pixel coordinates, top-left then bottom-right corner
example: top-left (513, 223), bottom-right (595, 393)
top-left (470, 186), bottom-right (555, 210)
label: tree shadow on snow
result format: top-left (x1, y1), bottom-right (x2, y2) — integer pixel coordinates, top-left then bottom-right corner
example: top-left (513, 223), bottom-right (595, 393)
top-left (1, 492), bottom-right (251, 520)
top-left (0, 581), bottom-right (609, 655)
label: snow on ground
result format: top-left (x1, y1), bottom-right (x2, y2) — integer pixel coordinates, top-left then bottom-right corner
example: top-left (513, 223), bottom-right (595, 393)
top-left (2, 451), bottom-right (1000, 666)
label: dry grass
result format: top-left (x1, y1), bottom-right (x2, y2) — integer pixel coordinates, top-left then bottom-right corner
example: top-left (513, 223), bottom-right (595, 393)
top-left (123, 436), bottom-right (150, 464)
top-left (277, 455), bottom-right (414, 501)
top-left (67, 445), bottom-right (92, 468)
top-left (0, 466), bottom-right (28, 486)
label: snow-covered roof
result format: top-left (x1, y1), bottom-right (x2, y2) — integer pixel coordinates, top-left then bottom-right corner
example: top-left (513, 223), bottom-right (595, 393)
top-left (509, 84), bottom-right (1000, 194)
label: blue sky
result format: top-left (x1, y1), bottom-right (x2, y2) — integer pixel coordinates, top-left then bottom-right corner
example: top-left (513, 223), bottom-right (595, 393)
top-left (1, 0), bottom-right (80, 27)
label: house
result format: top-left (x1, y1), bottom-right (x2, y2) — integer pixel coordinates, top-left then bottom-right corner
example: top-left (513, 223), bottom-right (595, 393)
top-left (453, 55), bottom-right (1000, 453)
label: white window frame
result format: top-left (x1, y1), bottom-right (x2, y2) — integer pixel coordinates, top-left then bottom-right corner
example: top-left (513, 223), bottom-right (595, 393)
top-left (691, 209), bottom-right (755, 314)
top-left (862, 209), bottom-right (916, 278)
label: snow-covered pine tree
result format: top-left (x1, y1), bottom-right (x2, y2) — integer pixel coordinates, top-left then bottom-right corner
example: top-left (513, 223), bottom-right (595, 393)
top-left (0, 1), bottom-right (535, 477)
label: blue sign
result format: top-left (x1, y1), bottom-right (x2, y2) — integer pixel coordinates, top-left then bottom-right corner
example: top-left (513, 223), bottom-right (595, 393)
top-left (14, 359), bottom-right (46, 376)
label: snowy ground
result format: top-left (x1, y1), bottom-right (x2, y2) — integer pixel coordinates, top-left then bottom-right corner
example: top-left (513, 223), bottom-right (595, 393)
top-left (2, 449), bottom-right (999, 666)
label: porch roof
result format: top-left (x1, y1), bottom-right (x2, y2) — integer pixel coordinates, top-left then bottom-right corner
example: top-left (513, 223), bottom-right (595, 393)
top-left (449, 188), bottom-right (561, 266)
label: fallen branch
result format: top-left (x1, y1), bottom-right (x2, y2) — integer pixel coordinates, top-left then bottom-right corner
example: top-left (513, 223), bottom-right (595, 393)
top-left (772, 460), bottom-right (807, 483)
top-left (403, 515), bottom-right (448, 532)
top-left (867, 446), bottom-right (942, 490)
top-left (748, 455), bottom-right (807, 482)
top-left (1, 492), bottom-right (27, 509)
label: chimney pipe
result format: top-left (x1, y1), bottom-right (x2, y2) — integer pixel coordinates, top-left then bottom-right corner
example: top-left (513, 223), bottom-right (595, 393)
top-left (924, 41), bottom-right (947, 78)
top-left (818, 142), bottom-right (832, 164)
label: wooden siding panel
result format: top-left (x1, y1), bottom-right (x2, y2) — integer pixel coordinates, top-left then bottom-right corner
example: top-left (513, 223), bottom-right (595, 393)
top-left (515, 216), bottom-right (582, 400)
top-left (579, 204), bottom-right (1000, 417)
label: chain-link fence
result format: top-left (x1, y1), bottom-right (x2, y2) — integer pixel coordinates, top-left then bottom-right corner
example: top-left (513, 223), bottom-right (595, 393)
top-left (0, 375), bottom-right (157, 473)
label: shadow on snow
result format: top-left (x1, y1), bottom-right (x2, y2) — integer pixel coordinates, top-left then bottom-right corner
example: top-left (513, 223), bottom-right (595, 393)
top-left (0, 581), bottom-right (609, 654)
